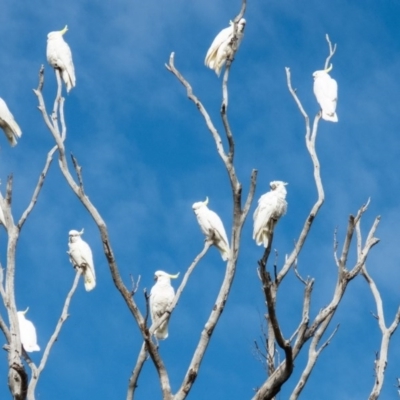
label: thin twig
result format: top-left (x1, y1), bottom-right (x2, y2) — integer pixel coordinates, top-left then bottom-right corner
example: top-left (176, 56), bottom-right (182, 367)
top-left (126, 343), bottom-right (148, 400)
top-left (324, 34), bottom-right (337, 70)
top-left (362, 262), bottom-right (400, 400)
top-left (130, 275), bottom-right (141, 296)
top-left (290, 324), bottom-right (339, 400)
top-left (18, 146), bottom-right (57, 230)
top-left (27, 270), bottom-right (82, 398)
top-left (71, 154), bottom-right (84, 193)
top-left (0, 313), bottom-right (11, 344)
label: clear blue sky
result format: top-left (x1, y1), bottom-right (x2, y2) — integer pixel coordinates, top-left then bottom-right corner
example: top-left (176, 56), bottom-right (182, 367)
top-left (0, 0), bottom-right (400, 399)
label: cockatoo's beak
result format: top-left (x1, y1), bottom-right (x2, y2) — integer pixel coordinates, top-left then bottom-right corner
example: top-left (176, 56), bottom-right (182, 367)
top-left (204, 197), bottom-right (209, 206)
top-left (283, 182), bottom-right (288, 186)
top-left (60, 25), bottom-right (68, 35)
top-left (325, 64), bottom-right (333, 73)
top-left (22, 307), bottom-right (29, 315)
top-left (168, 272), bottom-right (180, 279)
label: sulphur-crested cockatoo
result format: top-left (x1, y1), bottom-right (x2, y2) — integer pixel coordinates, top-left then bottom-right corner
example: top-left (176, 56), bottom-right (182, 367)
top-left (150, 270), bottom-right (179, 340)
top-left (68, 229), bottom-right (96, 291)
top-left (313, 64), bottom-right (338, 122)
top-left (47, 26), bottom-right (76, 92)
top-left (253, 181), bottom-right (288, 248)
top-left (0, 98), bottom-right (22, 147)
top-left (205, 18), bottom-right (246, 77)
top-left (192, 197), bottom-right (230, 261)
top-left (17, 308), bottom-right (40, 352)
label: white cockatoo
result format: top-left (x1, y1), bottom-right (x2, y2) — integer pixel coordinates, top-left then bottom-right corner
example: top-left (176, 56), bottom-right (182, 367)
top-left (313, 64), bottom-right (338, 122)
top-left (0, 98), bottom-right (22, 147)
top-left (192, 197), bottom-right (230, 261)
top-left (47, 26), bottom-right (76, 93)
top-left (17, 308), bottom-right (40, 352)
top-left (205, 18), bottom-right (246, 77)
top-left (68, 229), bottom-right (96, 291)
top-left (150, 270), bottom-right (179, 340)
top-left (253, 181), bottom-right (288, 248)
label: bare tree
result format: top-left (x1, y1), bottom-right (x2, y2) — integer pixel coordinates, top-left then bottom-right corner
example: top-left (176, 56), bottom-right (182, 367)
top-left (251, 35), bottom-right (399, 400)
top-left (0, 2), bottom-right (399, 400)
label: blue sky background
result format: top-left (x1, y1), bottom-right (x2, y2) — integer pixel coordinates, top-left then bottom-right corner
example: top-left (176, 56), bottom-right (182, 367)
top-left (0, 0), bottom-right (400, 399)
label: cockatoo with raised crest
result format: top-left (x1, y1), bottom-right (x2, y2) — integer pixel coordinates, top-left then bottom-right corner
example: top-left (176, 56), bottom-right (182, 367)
top-left (205, 18), bottom-right (246, 77)
top-left (313, 64), bottom-right (338, 122)
top-left (68, 229), bottom-right (96, 291)
top-left (192, 197), bottom-right (230, 261)
top-left (253, 181), bottom-right (288, 248)
top-left (17, 308), bottom-right (40, 352)
top-left (47, 25), bottom-right (76, 92)
top-left (150, 270), bottom-right (179, 340)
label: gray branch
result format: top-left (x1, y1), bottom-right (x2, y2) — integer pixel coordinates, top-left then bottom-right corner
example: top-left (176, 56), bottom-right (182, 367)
top-left (359, 210), bottom-right (400, 400)
top-left (27, 270), bottom-right (82, 399)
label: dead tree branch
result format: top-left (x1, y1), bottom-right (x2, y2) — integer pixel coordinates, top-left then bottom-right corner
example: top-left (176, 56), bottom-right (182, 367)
top-left (358, 218), bottom-right (400, 400)
top-left (27, 270), bottom-right (82, 399)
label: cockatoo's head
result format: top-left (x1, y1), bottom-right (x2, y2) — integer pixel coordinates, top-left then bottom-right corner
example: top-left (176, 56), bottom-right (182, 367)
top-left (154, 270), bottom-right (180, 283)
top-left (237, 18), bottom-right (246, 32)
top-left (313, 64), bottom-right (333, 79)
top-left (69, 229), bottom-right (84, 243)
top-left (47, 25), bottom-right (68, 40)
top-left (17, 307), bottom-right (29, 317)
top-left (192, 197), bottom-right (209, 211)
top-left (270, 181), bottom-right (288, 196)
top-left (270, 181), bottom-right (288, 190)
top-left (229, 18), bottom-right (246, 32)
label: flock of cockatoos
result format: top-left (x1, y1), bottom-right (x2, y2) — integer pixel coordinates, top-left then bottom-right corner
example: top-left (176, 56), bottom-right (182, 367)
top-left (0, 26), bottom-right (75, 148)
top-left (0, 20), bottom-right (337, 148)
top-left (6, 20), bottom-right (337, 349)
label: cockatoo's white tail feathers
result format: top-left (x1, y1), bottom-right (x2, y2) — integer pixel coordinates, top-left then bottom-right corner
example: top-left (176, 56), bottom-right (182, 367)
top-left (155, 322), bottom-right (169, 340)
top-left (17, 309), bottom-right (40, 352)
top-left (83, 267), bottom-right (96, 291)
top-left (262, 234), bottom-right (270, 248)
top-left (61, 69), bottom-right (75, 93)
top-left (218, 245), bottom-right (230, 261)
top-left (321, 111), bottom-right (338, 122)
top-left (0, 98), bottom-right (22, 146)
top-left (3, 121), bottom-right (22, 146)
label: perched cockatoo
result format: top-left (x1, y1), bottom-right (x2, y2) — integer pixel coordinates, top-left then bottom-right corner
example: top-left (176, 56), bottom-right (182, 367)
top-left (17, 308), bottom-right (40, 352)
top-left (313, 64), bottom-right (338, 122)
top-left (150, 270), bottom-right (179, 340)
top-left (192, 197), bottom-right (230, 261)
top-left (205, 18), bottom-right (246, 77)
top-left (0, 98), bottom-right (22, 147)
top-left (253, 181), bottom-right (288, 248)
top-left (68, 229), bottom-right (96, 291)
top-left (47, 25), bottom-right (76, 92)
